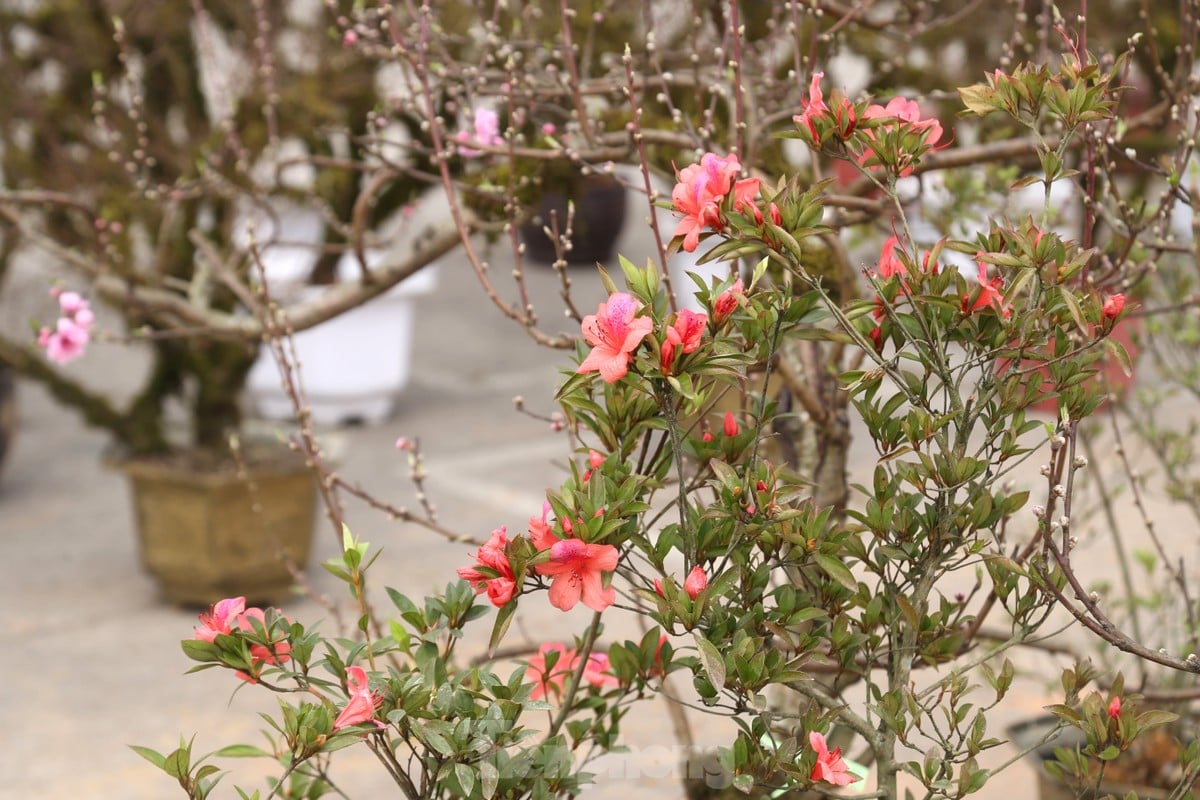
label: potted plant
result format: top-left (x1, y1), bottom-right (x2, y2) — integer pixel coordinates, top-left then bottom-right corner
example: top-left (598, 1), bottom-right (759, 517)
top-left (0, 1), bottom-right (454, 603)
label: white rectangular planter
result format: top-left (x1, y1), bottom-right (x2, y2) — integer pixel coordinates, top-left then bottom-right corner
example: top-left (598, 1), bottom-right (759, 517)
top-left (247, 260), bottom-right (437, 425)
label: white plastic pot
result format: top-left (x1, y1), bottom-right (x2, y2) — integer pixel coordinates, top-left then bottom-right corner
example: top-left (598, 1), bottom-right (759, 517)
top-left (242, 203), bottom-right (439, 424)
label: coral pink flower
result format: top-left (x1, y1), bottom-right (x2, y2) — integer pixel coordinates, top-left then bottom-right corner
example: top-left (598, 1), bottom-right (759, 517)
top-left (525, 642), bottom-right (577, 700)
top-left (332, 666), bottom-right (385, 731)
top-left (861, 97), bottom-right (945, 176)
top-left (194, 596), bottom-right (246, 642)
top-left (809, 731), bottom-right (858, 786)
top-left (583, 653), bottom-right (619, 688)
top-left (963, 260), bottom-right (1009, 317)
top-left (1108, 696), bottom-right (1121, 720)
top-left (877, 236), bottom-right (906, 279)
top-left (793, 72), bottom-right (829, 139)
top-left (712, 279), bottom-right (744, 326)
top-left (537, 538), bottom-right (619, 612)
top-left (457, 527), bottom-right (518, 607)
top-left (684, 566), bottom-right (707, 600)
top-left (236, 607), bottom-right (292, 667)
top-left (528, 502), bottom-right (560, 551)
top-left (671, 153), bottom-right (760, 252)
top-left (661, 309), bottom-right (708, 374)
top-left (1103, 293), bottom-right (1126, 321)
top-left (577, 292), bottom-right (654, 383)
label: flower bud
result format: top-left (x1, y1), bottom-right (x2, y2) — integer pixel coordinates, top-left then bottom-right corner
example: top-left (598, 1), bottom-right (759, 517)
top-left (723, 412), bottom-right (739, 437)
top-left (684, 566), bottom-right (707, 600)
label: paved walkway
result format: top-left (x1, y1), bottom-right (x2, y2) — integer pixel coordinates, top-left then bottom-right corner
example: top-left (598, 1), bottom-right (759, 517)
top-left (1, 217), bottom-right (1158, 798)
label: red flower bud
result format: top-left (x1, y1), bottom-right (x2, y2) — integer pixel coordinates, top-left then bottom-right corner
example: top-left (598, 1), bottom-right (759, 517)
top-left (684, 566), bottom-right (707, 600)
top-left (1103, 293), bottom-right (1126, 321)
top-left (723, 412), bottom-right (739, 437)
top-left (1108, 696), bottom-right (1121, 720)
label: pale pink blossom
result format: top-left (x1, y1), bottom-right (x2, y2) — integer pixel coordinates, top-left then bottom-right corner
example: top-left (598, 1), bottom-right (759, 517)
top-left (41, 317), bottom-right (91, 364)
top-left (809, 731), bottom-right (858, 786)
top-left (577, 292), bottom-right (654, 383)
top-left (456, 107), bottom-right (503, 157)
top-left (332, 666), bottom-right (385, 730)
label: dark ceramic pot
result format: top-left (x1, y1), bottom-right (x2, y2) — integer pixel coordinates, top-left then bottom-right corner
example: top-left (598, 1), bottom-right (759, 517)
top-left (521, 175), bottom-right (627, 266)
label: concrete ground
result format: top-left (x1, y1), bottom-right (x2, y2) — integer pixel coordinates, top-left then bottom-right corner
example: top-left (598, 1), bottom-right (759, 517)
top-left (0, 217), bottom-right (1181, 799)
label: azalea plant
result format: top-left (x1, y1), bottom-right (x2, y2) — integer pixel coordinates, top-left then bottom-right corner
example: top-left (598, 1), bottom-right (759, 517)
top-left (111, 2), bottom-right (1200, 799)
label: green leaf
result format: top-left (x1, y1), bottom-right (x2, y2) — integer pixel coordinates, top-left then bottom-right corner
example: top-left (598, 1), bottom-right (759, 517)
top-left (214, 744), bottom-right (271, 758)
top-left (129, 745), bottom-right (167, 770)
top-left (488, 600), bottom-right (517, 655)
top-left (479, 760), bottom-right (499, 799)
top-left (454, 763), bottom-right (476, 796)
top-left (693, 632), bottom-right (726, 690)
top-left (814, 554), bottom-right (858, 592)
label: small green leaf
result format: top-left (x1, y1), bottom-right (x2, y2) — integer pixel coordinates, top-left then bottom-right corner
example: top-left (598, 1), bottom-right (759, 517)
top-left (693, 632), bottom-right (726, 690)
top-left (214, 744), bottom-right (271, 758)
top-left (814, 554), bottom-right (858, 592)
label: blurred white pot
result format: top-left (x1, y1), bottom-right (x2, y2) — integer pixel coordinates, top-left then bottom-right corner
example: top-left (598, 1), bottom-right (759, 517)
top-left (242, 205), bottom-right (439, 424)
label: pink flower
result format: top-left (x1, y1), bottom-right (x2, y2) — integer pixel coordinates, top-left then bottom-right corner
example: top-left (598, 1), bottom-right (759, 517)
top-left (582, 449), bottom-right (606, 482)
top-left (194, 596), bottom-right (246, 642)
top-left (877, 236), bottom-right (906, 279)
top-left (684, 566), bottom-right (707, 600)
top-left (332, 666), bottom-right (385, 730)
top-left (525, 643), bottom-right (577, 700)
top-left (456, 107), bottom-right (503, 157)
top-left (793, 72), bottom-right (829, 139)
top-left (528, 502), bottom-right (560, 551)
top-left (537, 538), bottom-right (619, 612)
top-left (1103, 293), bottom-right (1126, 321)
top-left (40, 317), bottom-right (90, 364)
top-left (583, 652), bottom-right (619, 688)
top-left (809, 731), bottom-right (858, 786)
top-left (671, 153), bottom-right (759, 252)
top-left (962, 260), bottom-right (1009, 317)
top-left (457, 527), bottom-right (518, 607)
top-left (712, 279), bottom-right (744, 326)
top-left (661, 309), bottom-right (708, 374)
top-left (1108, 696), bottom-right (1121, 720)
top-left (723, 411), bottom-right (739, 438)
top-left (236, 607), bottom-right (292, 669)
top-left (57, 291), bottom-right (87, 316)
top-left (861, 97), bottom-right (945, 177)
top-left (577, 292), bottom-right (654, 383)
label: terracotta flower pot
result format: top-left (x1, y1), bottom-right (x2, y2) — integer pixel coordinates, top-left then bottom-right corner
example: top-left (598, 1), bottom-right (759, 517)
top-left (1008, 716), bottom-right (1195, 800)
top-left (118, 444), bottom-right (317, 606)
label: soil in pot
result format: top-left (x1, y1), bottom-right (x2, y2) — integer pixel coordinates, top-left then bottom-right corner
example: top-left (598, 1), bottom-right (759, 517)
top-left (117, 442), bottom-right (317, 606)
